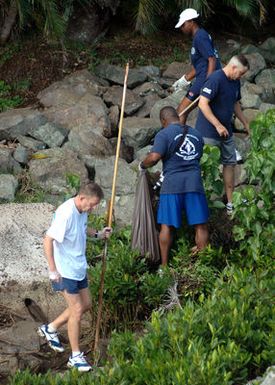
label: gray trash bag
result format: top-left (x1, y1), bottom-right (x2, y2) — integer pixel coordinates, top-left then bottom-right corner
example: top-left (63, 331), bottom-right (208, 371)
top-left (131, 172), bottom-right (160, 263)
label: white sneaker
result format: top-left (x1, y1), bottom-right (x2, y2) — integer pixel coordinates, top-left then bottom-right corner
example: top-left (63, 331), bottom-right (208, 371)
top-left (235, 149), bottom-right (243, 163)
top-left (37, 324), bottom-right (64, 352)
top-left (67, 352), bottom-right (92, 372)
top-left (226, 202), bottom-right (234, 215)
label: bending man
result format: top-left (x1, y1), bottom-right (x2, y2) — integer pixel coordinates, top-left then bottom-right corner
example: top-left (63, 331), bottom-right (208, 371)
top-left (140, 106), bottom-right (209, 266)
top-left (195, 54), bottom-right (250, 214)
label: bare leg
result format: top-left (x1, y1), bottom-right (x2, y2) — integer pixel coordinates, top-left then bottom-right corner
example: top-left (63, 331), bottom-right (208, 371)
top-left (63, 288), bottom-right (91, 352)
top-left (223, 165), bottom-right (235, 203)
top-left (194, 223), bottom-right (209, 251)
top-left (177, 96), bottom-right (198, 124)
top-left (159, 224), bottom-right (174, 266)
top-left (50, 308), bottom-right (70, 330)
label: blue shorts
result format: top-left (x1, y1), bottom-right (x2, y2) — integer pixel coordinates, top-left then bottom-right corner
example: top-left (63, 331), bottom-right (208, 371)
top-left (203, 136), bottom-right (236, 165)
top-left (51, 276), bottom-right (88, 294)
top-left (157, 192), bottom-right (209, 228)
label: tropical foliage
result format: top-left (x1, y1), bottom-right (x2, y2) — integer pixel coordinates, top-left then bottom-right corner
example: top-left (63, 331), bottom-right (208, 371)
top-left (0, 0), bottom-right (274, 43)
top-left (8, 110), bottom-right (275, 384)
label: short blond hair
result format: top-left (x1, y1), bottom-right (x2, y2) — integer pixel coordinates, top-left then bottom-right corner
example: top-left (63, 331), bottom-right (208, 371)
top-left (78, 182), bottom-right (104, 200)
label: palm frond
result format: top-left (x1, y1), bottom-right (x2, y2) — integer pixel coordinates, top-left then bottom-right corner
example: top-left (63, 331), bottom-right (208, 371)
top-left (175, 0), bottom-right (212, 17)
top-left (135, 0), bottom-right (165, 35)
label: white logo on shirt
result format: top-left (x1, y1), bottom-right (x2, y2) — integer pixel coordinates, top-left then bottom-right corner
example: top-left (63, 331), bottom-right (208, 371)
top-left (203, 87), bottom-right (212, 95)
top-left (176, 135), bottom-right (199, 160)
top-left (191, 47), bottom-right (196, 55)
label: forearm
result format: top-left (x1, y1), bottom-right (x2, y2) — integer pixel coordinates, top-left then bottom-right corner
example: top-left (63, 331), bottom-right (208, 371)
top-left (185, 66), bottom-right (196, 82)
top-left (199, 100), bottom-right (222, 131)
top-left (234, 102), bottom-right (249, 131)
top-left (207, 57), bottom-right (216, 77)
top-left (43, 235), bottom-right (56, 272)
top-left (141, 152), bottom-right (161, 169)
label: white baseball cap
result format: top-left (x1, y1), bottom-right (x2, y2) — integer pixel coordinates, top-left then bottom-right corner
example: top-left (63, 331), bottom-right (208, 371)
top-left (175, 8), bottom-right (199, 28)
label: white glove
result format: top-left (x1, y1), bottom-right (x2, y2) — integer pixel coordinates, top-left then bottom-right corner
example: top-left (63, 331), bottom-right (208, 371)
top-left (172, 74), bottom-right (191, 92)
top-left (97, 227), bottom-right (112, 240)
top-left (49, 270), bottom-right (61, 282)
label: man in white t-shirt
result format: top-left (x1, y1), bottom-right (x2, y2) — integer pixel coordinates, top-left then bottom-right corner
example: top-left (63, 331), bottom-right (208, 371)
top-left (37, 182), bottom-right (111, 372)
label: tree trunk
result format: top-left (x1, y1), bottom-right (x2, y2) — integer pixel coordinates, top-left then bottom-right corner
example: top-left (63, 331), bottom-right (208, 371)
top-left (0, 0), bottom-right (18, 45)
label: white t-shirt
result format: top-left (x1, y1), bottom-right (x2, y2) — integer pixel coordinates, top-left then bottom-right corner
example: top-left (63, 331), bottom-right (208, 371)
top-left (46, 198), bottom-right (88, 280)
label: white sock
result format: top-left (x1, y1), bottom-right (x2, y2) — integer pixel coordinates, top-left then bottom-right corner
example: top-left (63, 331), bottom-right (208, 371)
top-left (72, 351), bottom-right (81, 357)
top-left (47, 323), bottom-right (57, 332)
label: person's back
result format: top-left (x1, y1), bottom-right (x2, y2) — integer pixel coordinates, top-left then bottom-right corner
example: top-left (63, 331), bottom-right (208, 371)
top-left (152, 124), bottom-right (205, 195)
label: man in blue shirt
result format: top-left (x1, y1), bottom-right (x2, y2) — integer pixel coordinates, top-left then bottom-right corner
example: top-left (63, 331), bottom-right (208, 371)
top-left (173, 8), bottom-right (221, 123)
top-left (140, 106), bottom-right (209, 266)
top-left (195, 54), bottom-right (250, 214)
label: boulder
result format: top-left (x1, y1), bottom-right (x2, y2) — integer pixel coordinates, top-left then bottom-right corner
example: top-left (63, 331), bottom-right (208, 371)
top-left (122, 117), bottom-right (160, 151)
top-left (28, 148), bottom-right (88, 193)
top-left (64, 125), bottom-right (113, 157)
top-left (234, 109), bottom-right (259, 131)
top-left (240, 44), bottom-right (261, 55)
top-left (43, 93), bottom-right (111, 136)
top-left (138, 65), bottom-right (161, 79)
top-left (0, 174), bottom-right (18, 201)
top-left (108, 138), bottom-right (134, 163)
top-left (162, 62), bottom-right (191, 79)
top-left (37, 69), bottom-right (105, 107)
top-left (95, 63), bottom-right (148, 88)
top-left (17, 135), bottom-right (46, 151)
top-left (150, 89), bottom-right (186, 121)
top-left (83, 155), bottom-right (137, 195)
top-left (28, 122), bottom-right (68, 148)
top-left (136, 93), bottom-right (162, 118)
top-left (243, 52), bottom-right (266, 82)
top-left (105, 105), bottom-right (120, 138)
top-left (259, 103), bottom-right (275, 113)
top-left (0, 147), bottom-right (21, 174)
top-left (13, 145), bottom-right (29, 165)
top-left (0, 108), bottom-right (47, 141)
top-left (241, 93), bottom-right (261, 109)
top-left (133, 81), bottom-right (167, 98)
top-left (103, 85), bottom-right (144, 116)
top-left (255, 69), bottom-right (275, 103)
top-left (242, 81), bottom-right (264, 96)
top-left (259, 37), bottom-right (275, 63)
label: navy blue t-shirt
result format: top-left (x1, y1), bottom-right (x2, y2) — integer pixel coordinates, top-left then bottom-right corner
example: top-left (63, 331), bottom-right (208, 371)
top-left (191, 28), bottom-right (221, 82)
top-left (151, 124), bottom-right (205, 194)
top-left (195, 70), bottom-right (241, 140)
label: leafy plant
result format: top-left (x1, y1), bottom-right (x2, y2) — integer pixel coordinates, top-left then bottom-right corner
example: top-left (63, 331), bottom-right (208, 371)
top-left (0, 80), bottom-right (23, 112)
top-left (232, 109), bottom-right (275, 260)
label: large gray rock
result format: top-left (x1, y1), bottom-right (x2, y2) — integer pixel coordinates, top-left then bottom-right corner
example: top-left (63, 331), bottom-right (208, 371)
top-left (136, 93), bottom-right (162, 118)
top-left (242, 81), bottom-right (264, 96)
top-left (259, 37), bottom-right (275, 63)
top-left (13, 145), bottom-right (29, 165)
top-left (122, 117), bottom-right (160, 151)
top-left (0, 147), bottom-right (21, 173)
top-left (28, 148), bottom-right (88, 193)
top-left (241, 44), bottom-right (261, 55)
top-left (255, 69), bottom-right (275, 89)
top-left (95, 63), bottom-right (148, 89)
top-left (259, 103), bottom-right (275, 113)
top-left (241, 93), bottom-right (261, 109)
top-left (138, 65), bottom-right (161, 79)
top-left (0, 108), bottom-right (47, 141)
top-left (37, 69), bottom-right (105, 107)
top-left (133, 81), bottom-right (167, 98)
top-left (244, 52), bottom-right (266, 82)
top-left (103, 85), bottom-right (144, 116)
top-left (43, 93), bottom-right (111, 136)
top-left (162, 62), bottom-right (191, 79)
top-left (234, 109), bottom-right (259, 131)
top-left (0, 174), bottom-right (18, 201)
top-left (246, 366), bottom-right (275, 385)
top-left (17, 135), bottom-right (46, 151)
top-left (83, 155), bottom-right (137, 195)
top-left (28, 122), bottom-right (68, 148)
top-left (65, 125), bottom-right (113, 157)
top-left (150, 89), bottom-right (186, 121)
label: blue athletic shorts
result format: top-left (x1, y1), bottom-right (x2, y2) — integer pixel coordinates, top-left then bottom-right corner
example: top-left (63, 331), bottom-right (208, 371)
top-left (157, 192), bottom-right (209, 228)
top-left (51, 276), bottom-right (88, 294)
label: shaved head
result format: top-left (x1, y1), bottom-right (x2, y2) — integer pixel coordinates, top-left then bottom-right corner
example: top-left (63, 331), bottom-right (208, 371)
top-left (160, 106), bottom-right (179, 122)
top-left (228, 54), bottom-right (249, 71)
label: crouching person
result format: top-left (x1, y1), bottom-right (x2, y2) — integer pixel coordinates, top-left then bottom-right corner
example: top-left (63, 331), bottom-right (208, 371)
top-left (38, 182), bottom-right (112, 372)
top-left (140, 106), bottom-right (209, 267)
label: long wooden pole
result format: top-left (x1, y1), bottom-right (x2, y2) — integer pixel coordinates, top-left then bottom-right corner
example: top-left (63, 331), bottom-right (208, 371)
top-left (178, 95), bottom-right (200, 117)
top-left (94, 63), bottom-right (129, 353)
